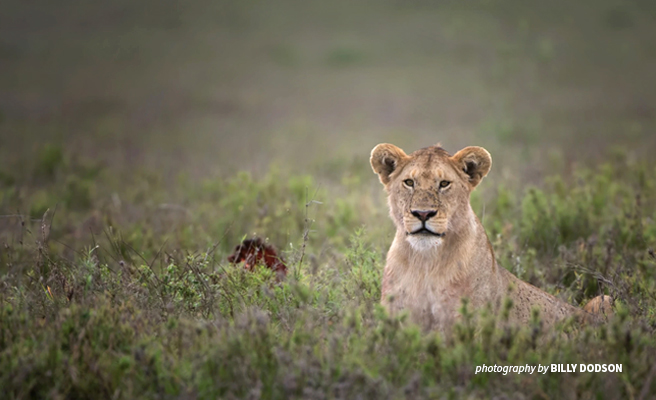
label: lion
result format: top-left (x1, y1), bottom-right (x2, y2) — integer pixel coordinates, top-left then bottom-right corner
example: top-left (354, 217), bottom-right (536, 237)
top-left (370, 143), bottom-right (612, 332)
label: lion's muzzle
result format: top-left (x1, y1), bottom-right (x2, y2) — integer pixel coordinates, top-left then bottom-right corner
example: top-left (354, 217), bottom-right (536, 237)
top-left (407, 209), bottom-right (446, 237)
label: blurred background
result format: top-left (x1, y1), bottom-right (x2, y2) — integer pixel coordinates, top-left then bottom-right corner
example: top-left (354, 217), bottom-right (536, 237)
top-left (2, 0), bottom-right (654, 181)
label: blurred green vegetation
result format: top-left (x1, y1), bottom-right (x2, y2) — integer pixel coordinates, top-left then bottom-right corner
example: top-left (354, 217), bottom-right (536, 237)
top-left (2, 0), bottom-right (656, 176)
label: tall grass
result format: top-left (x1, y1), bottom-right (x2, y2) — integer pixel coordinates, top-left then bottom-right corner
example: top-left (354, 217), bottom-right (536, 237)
top-left (1, 146), bottom-right (655, 398)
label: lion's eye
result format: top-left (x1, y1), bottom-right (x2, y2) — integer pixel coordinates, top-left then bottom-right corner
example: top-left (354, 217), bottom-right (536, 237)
top-left (439, 180), bottom-right (451, 188)
top-left (403, 179), bottom-right (414, 187)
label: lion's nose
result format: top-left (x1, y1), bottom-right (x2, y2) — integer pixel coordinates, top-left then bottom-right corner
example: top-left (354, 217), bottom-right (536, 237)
top-left (411, 210), bottom-right (437, 222)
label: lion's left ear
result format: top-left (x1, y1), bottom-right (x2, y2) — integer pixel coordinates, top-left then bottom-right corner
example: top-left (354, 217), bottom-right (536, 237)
top-left (451, 146), bottom-right (492, 188)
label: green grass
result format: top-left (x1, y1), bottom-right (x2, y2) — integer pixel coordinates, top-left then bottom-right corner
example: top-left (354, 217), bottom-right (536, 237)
top-left (1, 146), bottom-right (655, 399)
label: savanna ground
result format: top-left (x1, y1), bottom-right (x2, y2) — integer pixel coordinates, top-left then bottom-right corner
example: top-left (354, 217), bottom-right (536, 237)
top-left (1, 0), bottom-right (656, 398)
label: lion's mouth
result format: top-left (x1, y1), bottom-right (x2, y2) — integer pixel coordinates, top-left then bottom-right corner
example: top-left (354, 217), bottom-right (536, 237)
top-left (408, 227), bottom-right (445, 237)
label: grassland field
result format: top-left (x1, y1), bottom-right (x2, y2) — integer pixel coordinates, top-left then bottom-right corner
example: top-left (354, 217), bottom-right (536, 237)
top-left (1, 0), bottom-right (656, 398)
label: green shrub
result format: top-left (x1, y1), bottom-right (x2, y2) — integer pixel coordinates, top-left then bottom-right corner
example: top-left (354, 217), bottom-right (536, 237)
top-left (35, 144), bottom-right (65, 181)
top-left (1, 152), bottom-right (655, 399)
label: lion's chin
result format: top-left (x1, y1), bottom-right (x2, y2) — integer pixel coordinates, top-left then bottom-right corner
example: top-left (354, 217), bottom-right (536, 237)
top-left (406, 234), bottom-right (444, 252)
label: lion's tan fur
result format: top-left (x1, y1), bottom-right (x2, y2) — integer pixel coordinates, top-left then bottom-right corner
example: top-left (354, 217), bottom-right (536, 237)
top-left (371, 143), bottom-right (611, 332)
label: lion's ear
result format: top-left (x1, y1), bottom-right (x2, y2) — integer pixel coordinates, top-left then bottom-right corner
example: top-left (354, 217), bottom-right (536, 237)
top-left (370, 143), bottom-right (408, 185)
top-left (451, 146), bottom-right (492, 188)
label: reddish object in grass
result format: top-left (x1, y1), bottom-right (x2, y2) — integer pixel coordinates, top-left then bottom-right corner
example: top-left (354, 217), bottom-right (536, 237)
top-left (227, 237), bottom-right (288, 280)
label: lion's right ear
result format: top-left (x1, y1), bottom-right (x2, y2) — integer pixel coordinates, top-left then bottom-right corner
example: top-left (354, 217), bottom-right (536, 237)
top-left (370, 143), bottom-right (408, 185)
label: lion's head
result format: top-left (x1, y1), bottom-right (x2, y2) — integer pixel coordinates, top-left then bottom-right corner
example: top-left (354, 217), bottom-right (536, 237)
top-left (370, 143), bottom-right (491, 251)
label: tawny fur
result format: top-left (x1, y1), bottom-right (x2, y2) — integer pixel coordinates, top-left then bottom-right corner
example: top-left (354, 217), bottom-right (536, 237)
top-left (371, 143), bottom-right (611, 333)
